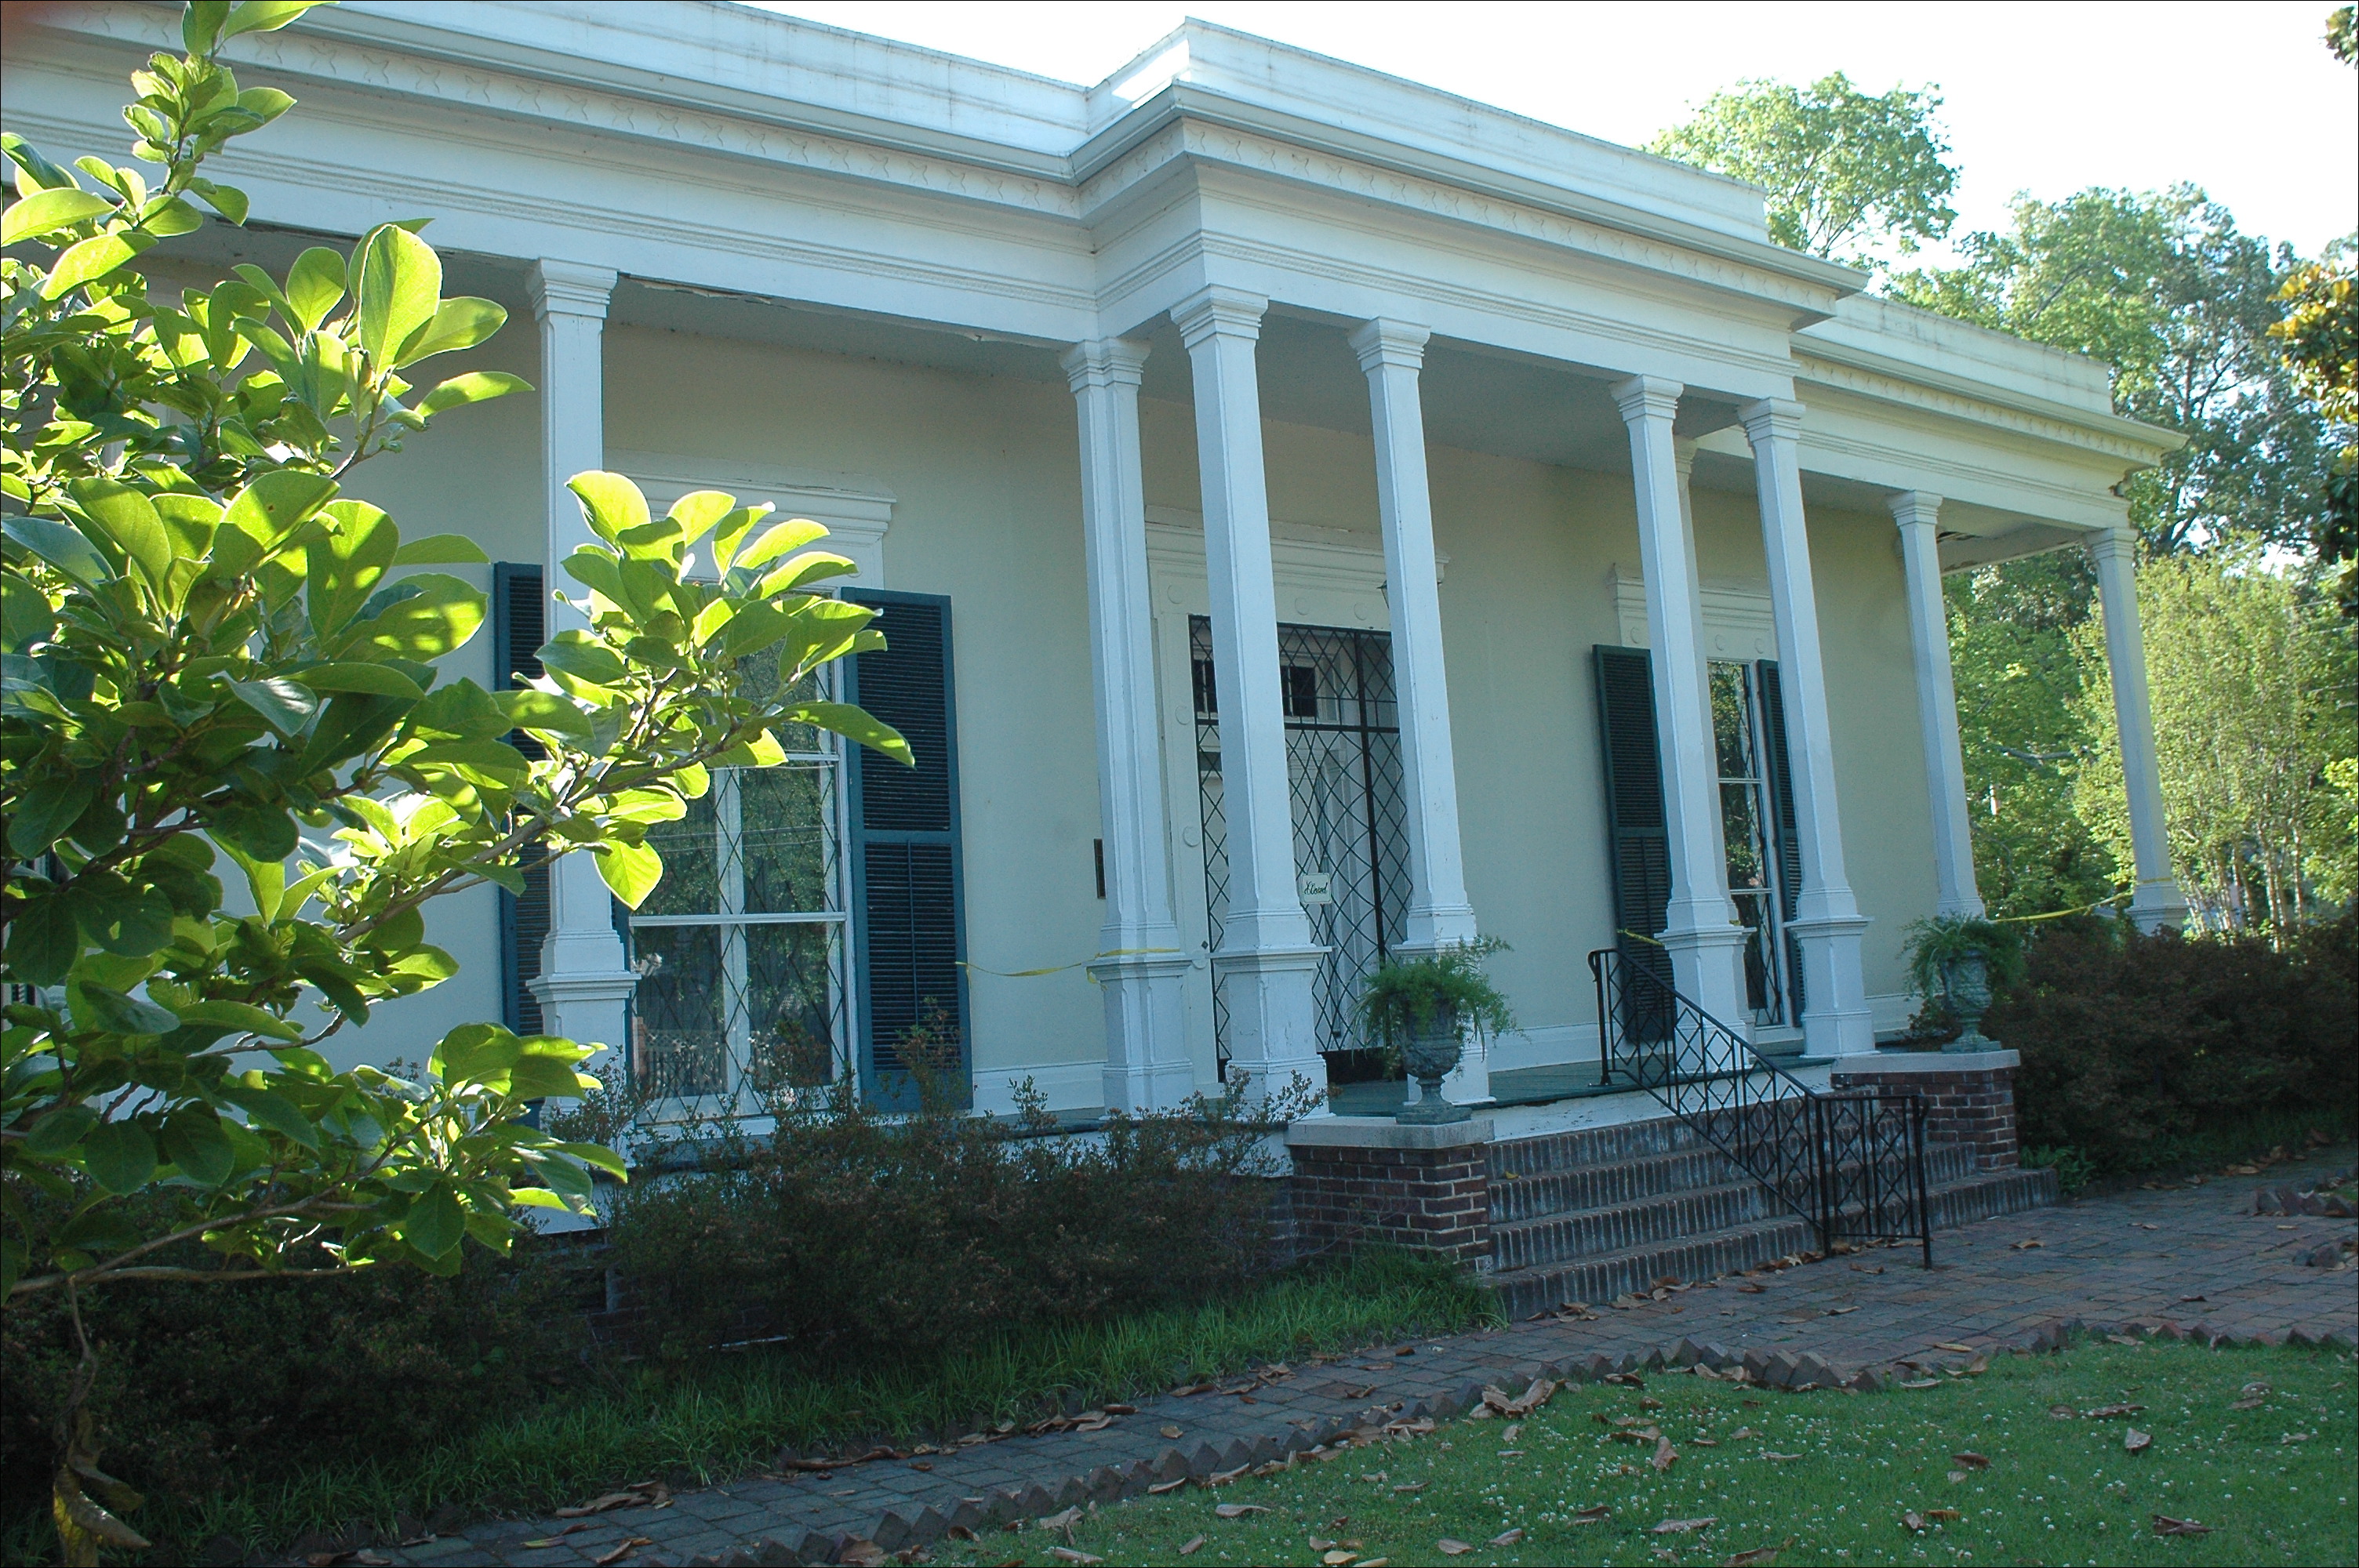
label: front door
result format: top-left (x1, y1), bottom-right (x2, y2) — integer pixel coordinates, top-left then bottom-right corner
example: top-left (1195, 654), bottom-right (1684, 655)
top-left (1190, 617), bottom-right (1411, 1079)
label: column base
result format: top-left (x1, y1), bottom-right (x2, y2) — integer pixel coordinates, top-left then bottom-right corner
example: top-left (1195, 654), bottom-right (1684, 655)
top-left (527, 968), bottom-right (638, 1056)
top-left (1788, 913), bottom-right (1877, 1058)
top-left (1212, 943), bottom-right (1329, 1115)
top-left (1830, 1049), bottom-right (2022, 1171)
top-left (1658, 923), bottom-right (1750, 1044)
top-left (2128, 883), bottom-right (2190, 935)
top-left (1090, 949), bottom-right (1197, 1112)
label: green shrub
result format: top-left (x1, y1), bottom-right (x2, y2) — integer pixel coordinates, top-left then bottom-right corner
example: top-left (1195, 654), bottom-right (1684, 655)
top-left (602, 1076), bottom-right (1299, 1361)
top-left (1990, 909), bottom-right (2357, 1175)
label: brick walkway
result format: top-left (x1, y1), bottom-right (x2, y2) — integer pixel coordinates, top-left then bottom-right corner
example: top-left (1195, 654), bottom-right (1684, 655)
top-left (380, 1155), bottom-right (2357, 1568)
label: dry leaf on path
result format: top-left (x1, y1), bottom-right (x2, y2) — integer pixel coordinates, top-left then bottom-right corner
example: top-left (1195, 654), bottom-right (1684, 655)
top-left (2153, 1515), bottom-right (2215, 1537)
top-left (1161, 1425), bottom-right (1185, 1439)
top-left (2009, 1238), bottom-right (2044, 1250)
top-left (1932, 1342), bottom-right (1976, 1354)
top-left (1437, 1543), bottom-right (1474, 1558)
top-left (591, 1540), bottom-right (652, 1568)
top-left (1651, 1516), bottom-right (1716, 1534)
top-left (1179, 1537), bottom-right (1206, 1557)
top-left (1214, 1503), bottom-right (1270, 1519)
top-left (2125, 1428), bottom-right (2153, 1454)
top-left (1489, 1528), bottom-right (1525, 1545)
top-left (838, 1544), bottom-right (888, 1568)
top-left (554, 1492), bottom-right (646, 1518)
top-left (1737, 1282), bottom-right (1768, 1293)
top-left (521, 1524), bottom-right (592, 1548)
top-left (1951, 1452), bottom-right (1990, 1470)
top-left (1652, 1436), bottom-right (1678, 1472)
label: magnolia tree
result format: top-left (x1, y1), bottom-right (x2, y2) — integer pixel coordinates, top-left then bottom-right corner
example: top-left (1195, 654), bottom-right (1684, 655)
top-left (2, 3), bottom-right (908, 1555)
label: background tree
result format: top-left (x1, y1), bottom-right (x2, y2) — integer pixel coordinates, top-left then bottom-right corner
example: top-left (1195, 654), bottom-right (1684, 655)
top-left (2270, 238), bottom-right (2357, 609)
top-left (2, 4), bottom-right (910, 1558)
top-left (1648, 71), bottom-right (1957, 269)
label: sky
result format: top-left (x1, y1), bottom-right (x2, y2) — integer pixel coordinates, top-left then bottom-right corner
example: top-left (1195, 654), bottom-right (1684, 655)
top-left (752, 1), bottom-right (2359, 264)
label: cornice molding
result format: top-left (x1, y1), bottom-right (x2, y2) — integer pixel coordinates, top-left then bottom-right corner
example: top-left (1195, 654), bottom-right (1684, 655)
top-left (1793, 345), bottom-right (2176, 466)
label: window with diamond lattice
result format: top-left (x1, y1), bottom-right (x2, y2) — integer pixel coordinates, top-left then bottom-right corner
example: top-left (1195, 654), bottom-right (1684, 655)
top-left (1192, 618), bottom-right (1410, 1078)
top-left (628, 669), bottom-right (849, 1112)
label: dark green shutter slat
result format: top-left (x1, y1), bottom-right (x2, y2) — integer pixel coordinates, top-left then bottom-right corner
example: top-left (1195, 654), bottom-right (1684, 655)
top-left (1756, 659), bottom-right (1806, 1021)
top-left (493, 563), bottom-right (547, 1036)
top-left (1592, 645), bottom-right (1676, 1017)
top-left (846, 592), bottom-right (967, 1108)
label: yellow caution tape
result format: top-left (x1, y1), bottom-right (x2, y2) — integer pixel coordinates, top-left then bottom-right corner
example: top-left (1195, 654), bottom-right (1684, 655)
top-left (956, 946), bottom-right (1187, 980)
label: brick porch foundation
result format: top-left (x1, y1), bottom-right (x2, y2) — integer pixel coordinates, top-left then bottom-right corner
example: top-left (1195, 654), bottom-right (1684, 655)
top-left (1831, 1048), bottom-right (2023, 1171)
top-left (1285, 1117), bottom-right (1493, 1268)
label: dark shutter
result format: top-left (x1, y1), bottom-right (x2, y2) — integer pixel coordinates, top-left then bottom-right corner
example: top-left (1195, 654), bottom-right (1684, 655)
top-left (1592, 645), bottom-right (1676, 1022)
top-left (845, 591), bottom-right (967, 1109)
top-left (492, 563), bottom-right (549, 1036)
top-left (1755, 660), bottom-right (1806, 1022)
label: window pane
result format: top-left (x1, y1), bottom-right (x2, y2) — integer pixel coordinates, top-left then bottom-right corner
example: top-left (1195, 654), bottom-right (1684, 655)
top-left (738, 763), bottom-right (835, 915)
top-left (736, 659), bottom-right (829, 754)
top-left (631, 925), bottom-right (728, 1099)
top-left (1721, 781), bottom-right (1766, 889)
top-left (745, 922), bottom-right (843, 1090)
top-left (1732, 887), bottom-right (1775, 1018)
top-left (1710, 662), bottom-right (1754, 780)
top-left (641, 790), bottom-right (720, 917)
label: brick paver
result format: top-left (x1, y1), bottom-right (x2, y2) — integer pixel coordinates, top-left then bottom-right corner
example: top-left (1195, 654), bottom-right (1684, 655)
top-left (376, 1154), bottom-right (2356, 1568)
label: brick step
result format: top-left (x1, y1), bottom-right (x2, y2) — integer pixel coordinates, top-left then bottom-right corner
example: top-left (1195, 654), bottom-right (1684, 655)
top-left (1487, 1115), bottom-right (1714, 1179)
top-left (1488, 1135), bottom-right (1981, 1226)
top-left (1492, 1177), bottom-right (1801, 1272)
top-left (1485, 1166), bottom-right (2059, 1319)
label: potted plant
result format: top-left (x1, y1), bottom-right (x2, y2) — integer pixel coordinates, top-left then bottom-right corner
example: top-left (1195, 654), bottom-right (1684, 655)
top-left (1357, 938), bottom-right (1515, 1123)
top-left (1899, 915), bottom-right (2024, 1053)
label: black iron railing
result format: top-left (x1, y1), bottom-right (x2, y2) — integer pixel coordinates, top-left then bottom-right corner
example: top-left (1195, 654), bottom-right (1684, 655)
top-left (1590, 948), bottom-right (1932, 1265)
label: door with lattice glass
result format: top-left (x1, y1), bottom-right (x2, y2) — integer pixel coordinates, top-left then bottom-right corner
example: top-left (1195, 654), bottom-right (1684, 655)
top-left (1190, 617), bottom-right (1411, 1077)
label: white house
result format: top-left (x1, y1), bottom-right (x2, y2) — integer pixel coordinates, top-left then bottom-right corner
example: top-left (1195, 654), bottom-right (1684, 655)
top-left (6, 2), bottom-right (2184, 1138)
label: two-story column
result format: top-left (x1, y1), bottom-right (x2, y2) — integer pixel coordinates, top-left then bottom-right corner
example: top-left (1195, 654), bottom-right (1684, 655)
top-left (1612, 376), bottom-right (1750, 1028)
top-left (2088, 525), bottom-right (2189, 932)
top-left (1061, 339), bottom-right (1197, 1112)
top-left (1890, 492), bottom-right (1986, 918)
top-left (1739, 399), bottom-right (1874, 1057)
top-left (1172, 287), bottom-right (1329, 1108)
top-left (1348, 319), bottom-right (1488, 1105)
top-left (525, 260), bottom-right (638, 1054)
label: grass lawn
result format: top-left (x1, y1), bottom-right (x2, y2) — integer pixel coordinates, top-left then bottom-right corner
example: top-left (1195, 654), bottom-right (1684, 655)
top-left (0, 1250), bottom-right (1493, 1563)
top-left (932, 1338), bottom-right (2357, 1568)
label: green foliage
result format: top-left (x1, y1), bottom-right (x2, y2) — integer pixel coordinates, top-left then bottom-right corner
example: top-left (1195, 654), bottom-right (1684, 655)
top-left (2270, 241), bottom-right (2357, 608)
top-left (1648, 72), bottom-right (1956, 268)
top-left (602, 1074), bottom-right (1314, 1363)
top-left (2070, 547), bottom-right (2355, 931)
top-left (1892, 187), bottom-right (2334, 557)
top-left (2018, 1142), bottom-right (2098, 1196)
top-left (1897, 914), bottom-right (2026, 1011)
top-left (1990, 911), bottom-right (2357, 1178)
top-left (1355, 938), bottom-right (1515, 1062)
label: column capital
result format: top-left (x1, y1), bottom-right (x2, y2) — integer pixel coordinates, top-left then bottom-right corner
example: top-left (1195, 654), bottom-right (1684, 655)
top-left (528, 259), bottom-right (618, 323)
top-left (1171, 285), bottom-right (1268, 348)
top-left (1347, 318), bottom-right (1431, 372)
top-left (1672, 437), bottom-right (1700, 481)
top-left (1609, 373), bottom-right (1684, 425)
top-left (1736, 396), bottom-right (1807, 444)
top-left (1888, 490), bottom-right (1944, 530)
top-left (2087, 523), bottom-right (2139, 564)
top-left (1060, 336), bottom-right (1151, 393)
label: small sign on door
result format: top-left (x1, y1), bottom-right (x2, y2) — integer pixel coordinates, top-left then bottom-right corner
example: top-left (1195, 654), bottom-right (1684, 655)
top-left (1298, 870), bottom-right (1334, 906)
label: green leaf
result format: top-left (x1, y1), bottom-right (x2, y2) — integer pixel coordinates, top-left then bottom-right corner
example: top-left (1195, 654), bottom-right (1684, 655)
top-left (183, 0), bottom-right (231, 55)
top-left (218, 1083), bottom-right (319, 1148)
top-left (495, 688), bottom-right (592, 737)
top-left (735, 517), bottom-right (829, 571)
top-left (227, 677), bottom-right (318, 735)
top-left (3, 888), bottom-right (79, 985)
top-left (708, 504), bottom-right (772, 574)
top-left (308, 499), bottom-right (399, 639)
top-left (592, 840), bottom-right (663, 908)
top-left (231, 86), bottom-right (296, 126)
top-left (396, 296), bottom-right (507, 365)
top-left (221, 1), bottom-right (334, 42)
top-left (223, 469), bottom-right (338, 546)
top-left (73, 985), bottom-right (180, 1036)
top-left (413, 369), bottom-right (528, 417)
top-left (557, 1140), bottom-right (630, 1180)
top-left (67, 478), bottom-right (172, 586)
top-left (507, 1054), bottom-right (590, 1099)
top-left (1, 187), bottom-right (114, 245)
top-left (9, 773), bottom-right (96, 857)
top-left (759, 551), bottom-right (860, 594)
top-left (390, 533), bottom-right (490, 566)
top-left (295, 660), bottom-right (425, 699)
top-left (187, 177), bottom-right (249, 225)
top-left (284, 245), bottom-right (347, 332)
top-left (171, 1000), bottom-right (304, 1041)
top-left (664, 490), bottom-right (738, 550)
top-left (82, 1122), bottom-right (158, 1195)
top-left (4, 515), bottom-right (114, 586)
top-left (41, 231), bottom-right (153, 299)
top-left (565, 472), bottom-right (651, 545)
top-left (790, 702), bottom-right (913, 766)
top-left (22, 1106), bottom-right (99, 1158)
top-left (213, 798), bottom-right (299, 862)
top-left (398, 1182), bottom-right (466, 1258)
top-left (343, 572), bottom-right (485, 659)
top-left (356, 223), bottom-right (442, 365)
top-left (137, 194), bottom-right (205, 238)
top-left (161, 1111), bottom-right (235, 1187)
top-left (536, 633), bottom-right (627, 687)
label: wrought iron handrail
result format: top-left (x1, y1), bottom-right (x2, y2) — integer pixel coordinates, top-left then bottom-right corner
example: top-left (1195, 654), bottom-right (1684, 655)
top-left (1590, 948), bottom-right (1932, 1266)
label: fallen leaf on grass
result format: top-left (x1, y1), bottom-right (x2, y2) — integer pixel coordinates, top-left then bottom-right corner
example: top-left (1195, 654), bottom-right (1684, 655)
top-left (1049, 1550), bottom-right (1104, 1566)
top-left (591, 1540), bottom-right (652, 1568)
top-left (2281, 1431), bottom-right (2315, 1444)
top-left (2048, 1403), bottom-right (2078, 1419)
top-left (2152, 1515), bottom-right (2215, 1537)
top-left (1762, 1451), bottom-right (1803, 1463)
top-left (2009, 1238), bottom-right (2044, 1250)
top-left (1603, 1371), bottom-right (1645, 1388)
top-left (1951, 1451), bottom-right (1990, 1470)
top-left (1651, 1517), bottom-right (1715, 1534)
top-left (839, 1548), bottom-right (888, 1568)
top-left (1179, 1537), bottom-right (1206, 1557)
top-left (1729, 1427), bottom-right (1756, 1441)
top-left (2106, 1334), bottom-right (2145, 1347)
top-left (1898, 1378), bottom-right (1940, 1390)
top-left (1924, 1508), bottom-right (1962, 1523)
top-left (1569, 1505), bottom-right (1612, 1524)
top-left (1721, 1544), bottom-right (1788, 1566)
top-left (1637, 1396), bottom-right (1665, 1411)
top-left (1394, 1481), bottom-right (1427, 1494)
top-left (2084, 1403), bottom-right (2146, 1419)
top-left (1321, 1552), bottom-right (1358, 1566)
top-left (1900, 1512), bottom-right (1927, 1534)
top-left (1041, 1507), bottom-right (1085, 1540)
top-left (1652, 1436), bottom-right (1678, 1472)
top-left (1438, 1541), bottom-right (1474, 1557)
top-left (2125, 1428), bottom-right (2153, 1454)
top-left (1214, 1504), bottom-right (1270, 1519)
top-left (1148, 1478), bottom-right (1190, 1495)
top-left (1490, 1528), bottom-right (1525, 1545)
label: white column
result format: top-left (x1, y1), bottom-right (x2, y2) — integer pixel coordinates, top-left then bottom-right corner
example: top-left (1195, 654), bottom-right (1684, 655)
top-left (1611, 376), bottom-right (1749, 1029)
top-left (1889, 492), bottom-right (1985, 920)
top-left (1061, 339), bottom-right (1196, 1112)
top-left (2089, 525), bottom-right (2188, 932)
top-left (1349, 318), bottom-right (1488, 1107)
top-left (1739, 399), bottom-right (1874, 1058)
top-left (525, 260), bottom-right (636, 1055)
top-left (1172, 286), bottom-right (1328, 1108)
